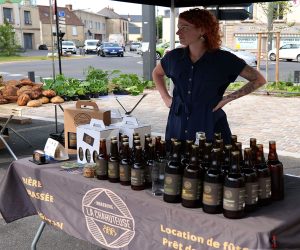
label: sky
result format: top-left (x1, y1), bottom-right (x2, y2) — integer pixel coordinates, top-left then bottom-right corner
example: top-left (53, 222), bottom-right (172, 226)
top-left (35, 0), bottom-right (168, 15)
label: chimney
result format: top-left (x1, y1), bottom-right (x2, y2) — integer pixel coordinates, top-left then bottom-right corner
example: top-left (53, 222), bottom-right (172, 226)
top-left (65, 4), bottom-right (72, 11)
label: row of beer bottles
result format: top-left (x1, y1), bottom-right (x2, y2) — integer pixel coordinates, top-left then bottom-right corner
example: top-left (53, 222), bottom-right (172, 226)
top-left (96, 136), bottom-right (157, 190)
top-left (164, 141), bottom-right (282, 219)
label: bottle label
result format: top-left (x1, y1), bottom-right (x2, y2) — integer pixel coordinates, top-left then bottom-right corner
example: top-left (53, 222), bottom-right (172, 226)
top-left (120, 164), bottom-right (131, 182)
top-left (131, 169), bottom-right (145, 186)
top-left (182, 177), bottom-right (202, 201)
top-left (258, 177), bottom-right (272, 199)
top-left (96, 158), bottom-right (108, 176)
top-left (202, 182), bottom-right (223, 206)
top-left (108, 162), bottom-right (119, 178)
top-left (223, 187), bottom-right (246, 211)
top-left (245, 182), bottom-right (259, 205)
top-left (164, 173), bottom-right (182, 196)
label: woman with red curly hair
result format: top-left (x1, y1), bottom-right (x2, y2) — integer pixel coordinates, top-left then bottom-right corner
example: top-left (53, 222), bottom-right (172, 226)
top-left (152, 8), bottom-right (266, 144)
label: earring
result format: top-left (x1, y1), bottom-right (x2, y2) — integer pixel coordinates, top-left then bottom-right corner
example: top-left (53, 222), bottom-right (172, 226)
top-left (199, 36), bottom-right (205, 42)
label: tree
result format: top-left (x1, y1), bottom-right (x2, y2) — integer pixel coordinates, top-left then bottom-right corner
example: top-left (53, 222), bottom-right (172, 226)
top-left (259, 1), bottom-right (294, 51)
top-left (0, 21), bottom-right (21, 56)
top-left (156, 16), bottom-right (162, 43)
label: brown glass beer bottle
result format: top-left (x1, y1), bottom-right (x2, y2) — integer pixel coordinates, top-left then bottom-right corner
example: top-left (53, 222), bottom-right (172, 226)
top-left (182, 145), bottom-right (204, 208)
top-left (96, 138), bottom-right (108, 180)
top-left (242, 148), bottom-right (258, 212)
top-left (108, 139), bottom-right (120, 183)
top-left (255, 144), bottom-right (272, 206)
top-left (119, 142), bottom-right (132, 186)
top-left (202, 148), bottom-right (224, 214)
top-left (163, 141), bottom-right (183, 203)
top-left (267, 141), bottom-right (284, 201)
top-left (131, 145), bottom-right (145, 190)
top-left (223, 151), bottom-right (246, 219)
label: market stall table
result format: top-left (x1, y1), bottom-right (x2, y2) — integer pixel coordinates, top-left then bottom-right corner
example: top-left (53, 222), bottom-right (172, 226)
top-left (0, 158), bottom-right (300, 250)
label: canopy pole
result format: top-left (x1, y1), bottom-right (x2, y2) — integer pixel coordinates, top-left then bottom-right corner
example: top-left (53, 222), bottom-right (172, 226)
top-left (169, 0), bottom-right (175, 95)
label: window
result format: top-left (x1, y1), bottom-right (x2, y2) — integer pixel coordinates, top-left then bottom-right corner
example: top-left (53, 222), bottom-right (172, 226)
top-left (3, 8), bottom-right (13, 23)
top-left (273, 3), bottom-right (284, 20)
top-left (72, 26), bottom-right (77, 36)
top-left (24, 11), bottom-right (32, 25)
top-left (246, 4), bottom-right (254, 20)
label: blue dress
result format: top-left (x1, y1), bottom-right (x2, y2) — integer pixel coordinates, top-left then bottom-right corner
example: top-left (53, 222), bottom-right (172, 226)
top-left (161, 47), bottom-right (246, 144)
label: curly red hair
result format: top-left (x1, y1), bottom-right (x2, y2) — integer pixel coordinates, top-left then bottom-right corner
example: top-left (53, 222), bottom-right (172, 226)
top-left (179, 8), bottom-right (221, 50)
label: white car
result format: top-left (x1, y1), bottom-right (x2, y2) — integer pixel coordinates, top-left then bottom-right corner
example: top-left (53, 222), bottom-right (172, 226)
top-left (221, 46), bottom-right (257, 67)
top-left (61, 41), bottom-right (77, 54)
top-left (268, 44), bottom-right (300, 62)
top-left (84, 39), bottom-right (100, 54)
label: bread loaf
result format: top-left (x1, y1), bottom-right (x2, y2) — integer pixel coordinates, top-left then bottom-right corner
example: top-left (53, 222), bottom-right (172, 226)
top-left (38, 96), bottom-right (50, 104)
top-left (27, 100), bottom-right (42, 107)
top-left (17, 93), bottom-right (31, 106)
top-left (50, 96), bottom-right (64, 104)
top-left (42, 89), bottom-right (56, 98)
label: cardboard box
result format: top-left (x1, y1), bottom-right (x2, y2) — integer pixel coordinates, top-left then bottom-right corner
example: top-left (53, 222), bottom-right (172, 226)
top-left (76, 119), bottom-right (119, 164)
top-left (111, 116), bottom-right (151, 148)
top-left (64, 101), bottom-right (111, 154)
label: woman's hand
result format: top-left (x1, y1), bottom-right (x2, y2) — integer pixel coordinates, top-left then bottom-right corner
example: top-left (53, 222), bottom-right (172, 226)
top-left (212, 96), bottom-right (232, 112)
top-left (163, 95), bottom-right (173, 108)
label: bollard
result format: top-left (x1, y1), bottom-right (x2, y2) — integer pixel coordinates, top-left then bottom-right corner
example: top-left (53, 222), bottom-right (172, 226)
top-left (28, 71), bottom-right (35, 82)
top-left (294, 71), bottom-right (300, 84)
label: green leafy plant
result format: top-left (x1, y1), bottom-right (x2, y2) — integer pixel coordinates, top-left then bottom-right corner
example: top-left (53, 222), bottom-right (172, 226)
top-left (0, 21), bottom-right (21, 56)
top-left (110, 73), bottom-right (148, 95)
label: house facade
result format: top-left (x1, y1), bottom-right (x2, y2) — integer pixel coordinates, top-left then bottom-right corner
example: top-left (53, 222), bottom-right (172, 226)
top-left (0, 1), bottom-right (40, 50)
top-left (162, 4), bottom-right (300, 54)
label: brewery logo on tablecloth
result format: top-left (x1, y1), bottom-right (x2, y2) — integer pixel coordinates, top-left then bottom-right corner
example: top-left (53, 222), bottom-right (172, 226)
top-left (74, 113), bottom-right (91, 127)
top-left (82, 188), bottom-right (135, 248)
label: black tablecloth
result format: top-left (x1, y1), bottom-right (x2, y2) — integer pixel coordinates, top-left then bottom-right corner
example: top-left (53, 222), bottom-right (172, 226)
top-left (1, 158), bottom-right (300, 250)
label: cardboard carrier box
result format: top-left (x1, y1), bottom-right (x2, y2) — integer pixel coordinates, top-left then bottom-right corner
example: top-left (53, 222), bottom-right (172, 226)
top-left (64, 101), bottom-right (111, 154)
top-left (76, 119), bottom-right (119, 164)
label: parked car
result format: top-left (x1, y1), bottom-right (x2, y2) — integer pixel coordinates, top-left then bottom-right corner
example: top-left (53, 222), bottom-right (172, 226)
top-left (97, 42), bottom-right (124, 57)
top-left (221, 46), bottom-right (257, 67)
top-left (84, 39), bottom-right (100, 54)
top-left (163, 42), bottom-right (183, 56)
top-left (61, 41), bottom-right (77, 54)
top-left (268, 44), bottom-right (300, 62)
top-left (129, 42), bottom-right (142, 51)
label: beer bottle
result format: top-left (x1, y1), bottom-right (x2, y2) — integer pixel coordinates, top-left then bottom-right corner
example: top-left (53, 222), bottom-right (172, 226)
top-left (163, 141), bottom-right (183, 203)
top-left (231, 135), bottom-right (238, 150)
top-left (202, 142), bottom-right (212, 172)
top-left (155, 135), bottom-right (162, 157)
top-left (267, 141), bottom-right (284, 201)
top-left (255, 144), bottom-right (272, 206)
top-left (242, 148), bottom-right (258, 212)
top-left (181, 140), bottom-right (194, 168)
top-left (144, 143), bottom-right (155, 188)
top-left (223, 151), bottom-right (246, 219)
top-left (202, 148), bottom-right (224, 214)
top-left (182, 145), bottom-right (204, 208)
top-left (250, 138), bottom-right (257, 165)
top-left (131, 145), bottom-right (145, 190)
top-left (235, 142), bottom-right (244, 166)
top-left (108, 140), bottom-right (120, 183)
top-left (119, 142), bottom-right (132, 186)
top-left (198, 136), bottom-right (206, 164)
top-left (96, 138), bottom-right (108, 180)
top-left (221, 144), bottom-right (232, 175)
top-left (152, 140), bottom-right (167, 196)
top-left (213, 132), bottom-right (222, 147)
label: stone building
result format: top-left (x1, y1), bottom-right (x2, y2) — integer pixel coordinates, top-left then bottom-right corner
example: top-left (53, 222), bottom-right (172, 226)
top-left (97, 7), bottom-right (129, 44)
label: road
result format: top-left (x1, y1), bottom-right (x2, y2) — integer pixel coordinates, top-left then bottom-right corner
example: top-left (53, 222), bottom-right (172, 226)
top-left (0, 50), bottom-right (299, 83)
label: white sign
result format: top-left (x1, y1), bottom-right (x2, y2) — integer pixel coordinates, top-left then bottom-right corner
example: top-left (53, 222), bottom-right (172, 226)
top-left (235, 37), bottom-right (258, 49)
top-left (44, 138), bottom-right (69, 161)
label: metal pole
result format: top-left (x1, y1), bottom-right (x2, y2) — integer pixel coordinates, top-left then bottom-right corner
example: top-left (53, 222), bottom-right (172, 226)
top-left (54, 0), bottom-right (62, 75)
top-left (49, 0), bottom-right (56, 79)
top-left (275, 32), bottom-right (280, 84)
top-left (169, 0), bottom-right (175, 95)
top-left (257, 33), bottom-right (262, 71)
top-left (31, 221), bottom-right (46, 250)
